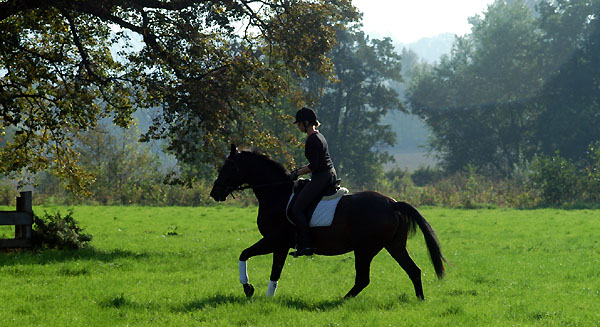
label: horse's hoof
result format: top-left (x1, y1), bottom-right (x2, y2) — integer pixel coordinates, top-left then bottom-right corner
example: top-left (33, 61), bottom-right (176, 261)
top-left (243, 283), bottom-right (255, 298)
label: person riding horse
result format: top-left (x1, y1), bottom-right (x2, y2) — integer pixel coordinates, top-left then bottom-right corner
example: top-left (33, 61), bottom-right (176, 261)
top-left (210, 145), bottom-right (446, 299)
top-left (290, 107), bottom-right (338, 257)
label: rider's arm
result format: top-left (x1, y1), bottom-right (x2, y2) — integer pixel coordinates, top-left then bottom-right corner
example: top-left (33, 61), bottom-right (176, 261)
top-left (296, 166), bottom-right (311, 176)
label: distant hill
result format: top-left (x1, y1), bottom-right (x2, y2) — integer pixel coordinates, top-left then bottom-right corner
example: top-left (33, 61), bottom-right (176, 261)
top-left (395, 33), bottom-right (456, 64)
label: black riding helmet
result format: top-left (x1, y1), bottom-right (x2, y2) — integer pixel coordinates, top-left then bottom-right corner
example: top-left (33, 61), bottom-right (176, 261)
top-left (293, 107), bottom-right (318, 125)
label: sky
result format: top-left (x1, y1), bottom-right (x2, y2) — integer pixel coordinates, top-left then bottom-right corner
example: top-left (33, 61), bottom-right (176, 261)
top-left (352, 0), bottom-right (496, 44)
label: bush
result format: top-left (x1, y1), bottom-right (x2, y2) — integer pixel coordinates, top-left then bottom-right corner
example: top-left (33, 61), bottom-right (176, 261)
top-left (0, 180), bottom-right (17, 206)
top-left (583, 141), bottom-right (600, 201)
top-left (384, 167), bottom-right (408, 181)
top-left (528, 153), bottom-right (580, 205)
top-left (411, 165), bottom-right (444, 186)
top-left (32, 211), bottom-right (93, 250)
top-left (378, 165), bottom-right (536, 208)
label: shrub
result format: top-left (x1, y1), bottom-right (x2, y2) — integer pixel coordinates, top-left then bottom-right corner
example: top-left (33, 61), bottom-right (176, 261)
top-left (378, 165), bottom-right (535, 208)
top-left (411, 165), bottom-right (444, 186)
top-left (0, 180), bottom-right (17, 206)
top-left (583, 141), bottom-right (600, 201)
top-left (32, 211), bottom-right (93, 250)
top-left (384, 167), bottom-right (408, 181)
top-left (528, 153), bottom-right (580, 205)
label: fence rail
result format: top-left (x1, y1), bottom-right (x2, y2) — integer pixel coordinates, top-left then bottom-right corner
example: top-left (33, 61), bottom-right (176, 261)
top-left (0, 191), bottom-right (33, 248)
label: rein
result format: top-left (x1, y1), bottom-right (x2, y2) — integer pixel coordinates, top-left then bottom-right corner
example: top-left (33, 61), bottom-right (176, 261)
top-left (229, 180), bottom-right (292, 198)
top-left (222, 157), bottom-right (293, 198)
top-left (232, 180), bottom-right (292, 192)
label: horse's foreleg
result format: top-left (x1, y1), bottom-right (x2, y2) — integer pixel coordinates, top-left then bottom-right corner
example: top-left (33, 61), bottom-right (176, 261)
top-left (266, 247), bottom-right (289, 297)
top-left (239, 237), bottom-right (277, 298)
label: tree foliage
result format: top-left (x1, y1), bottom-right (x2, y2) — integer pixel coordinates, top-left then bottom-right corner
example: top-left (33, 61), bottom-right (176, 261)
top-left (407, 0), bottom-right (600, 176)
top-left (528, 153), bottom-right (579, 205)
top-left (75, 122), bottom-right (163, 203)
top-left (0, 0), bottom-right (357, 193)
top-left (535, 0), bottom-right (600, 159)
top-left (304, 26), bottom-right (403, 188)
top-left (408, 0), bottom-right (543, 175)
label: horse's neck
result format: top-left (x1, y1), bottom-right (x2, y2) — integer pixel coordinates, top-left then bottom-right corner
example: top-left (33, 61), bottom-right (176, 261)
top-left (255, 183), bottom-right (292, 233)
top-left (252, 181), bottom-right (292, 207)
top-left (246, 166), bottom-right (291, 209)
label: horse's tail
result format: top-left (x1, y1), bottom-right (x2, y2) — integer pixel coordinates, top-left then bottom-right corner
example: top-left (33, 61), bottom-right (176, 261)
top-left (393, 201), bottom-right (446, 279)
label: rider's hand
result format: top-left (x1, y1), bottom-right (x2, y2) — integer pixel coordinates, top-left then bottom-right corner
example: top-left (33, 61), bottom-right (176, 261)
top-left (290, 169), bottom-right (299, 181)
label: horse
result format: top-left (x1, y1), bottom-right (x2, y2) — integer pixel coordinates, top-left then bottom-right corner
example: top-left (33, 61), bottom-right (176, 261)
top-left (209, 144), bottom-right (446, 300)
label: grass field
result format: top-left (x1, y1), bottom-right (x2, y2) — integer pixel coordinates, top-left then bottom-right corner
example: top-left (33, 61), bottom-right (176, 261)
top-left (0, 205), bottom-right (599, 326)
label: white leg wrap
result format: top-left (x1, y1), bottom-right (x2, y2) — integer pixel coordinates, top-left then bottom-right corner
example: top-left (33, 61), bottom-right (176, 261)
top-left (266, 280), bottom-right (278, 297)
top-left (239, 261), bottom-right (249, 284)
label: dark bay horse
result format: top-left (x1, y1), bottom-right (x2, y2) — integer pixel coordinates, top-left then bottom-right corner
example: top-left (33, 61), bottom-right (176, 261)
top-left (210, 144), bottom-right (446, 300)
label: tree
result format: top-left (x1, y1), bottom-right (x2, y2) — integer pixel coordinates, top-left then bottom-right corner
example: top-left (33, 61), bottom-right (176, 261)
top-left (0, 0), bottom-right (357, 194)
top-left (304, 26), bottom-right (403, 188)
top-left (535, 0), bottom-right (600, 159)
top-left (408, 0), bottom-right (600, 176)
top-left (408, 0), bottom-right (546, 175)
top-left (75, 122), bottom-right (163, 203)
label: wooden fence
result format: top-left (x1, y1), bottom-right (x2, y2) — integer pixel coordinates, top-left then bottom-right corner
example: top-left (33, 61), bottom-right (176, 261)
top-left (0, 191), bottom-right (33, 248)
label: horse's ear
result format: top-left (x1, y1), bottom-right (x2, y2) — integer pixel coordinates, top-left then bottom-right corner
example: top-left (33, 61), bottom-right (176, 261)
top-left (229, 144), bottom-right (237, 157)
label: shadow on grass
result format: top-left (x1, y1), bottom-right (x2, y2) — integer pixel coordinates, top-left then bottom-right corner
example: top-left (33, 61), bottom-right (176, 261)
top-left (173, 294), bottom-right (250, 312)
top-left (101, 293), bottom-right (405, 313)
top-left (0, 247), bottom-right (149, 266)
top-left (99, 293), bottom-right (162, 311)
top-left (276, 296), bottom-right (346, 312)
top-left (174, 293), bottom-right (346, 313)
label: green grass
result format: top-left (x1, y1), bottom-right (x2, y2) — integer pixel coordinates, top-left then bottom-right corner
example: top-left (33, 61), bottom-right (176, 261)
top-left (1, 206), bottom-right (599, 326)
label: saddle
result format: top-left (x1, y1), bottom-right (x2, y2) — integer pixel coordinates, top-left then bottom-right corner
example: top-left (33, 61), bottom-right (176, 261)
top-left (286, 178), bottom-right (343, 225)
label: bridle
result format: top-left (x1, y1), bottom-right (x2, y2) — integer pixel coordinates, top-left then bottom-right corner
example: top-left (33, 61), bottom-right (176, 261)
top-left (215, 157), bottom-right (293, 198)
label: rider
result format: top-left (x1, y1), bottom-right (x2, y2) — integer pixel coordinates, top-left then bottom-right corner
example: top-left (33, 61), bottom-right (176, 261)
top-left (290, 107), bottom-right (337, 257)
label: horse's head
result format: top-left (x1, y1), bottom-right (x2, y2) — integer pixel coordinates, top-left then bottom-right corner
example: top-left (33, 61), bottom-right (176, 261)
top-left (210, 144), bottom-right (246, 201)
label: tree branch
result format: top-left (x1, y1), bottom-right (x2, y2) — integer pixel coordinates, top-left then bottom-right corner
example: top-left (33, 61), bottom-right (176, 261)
top-left (62, 9), bottom-right (109, 86)
top-left (0, 0), bottom-right (197, 22)
top-left (0, 0), bottom-right (51, 22)
top-left (127, 0), bottom-right (198, 11)
top-left (239, 0), bottom-right (271, 38)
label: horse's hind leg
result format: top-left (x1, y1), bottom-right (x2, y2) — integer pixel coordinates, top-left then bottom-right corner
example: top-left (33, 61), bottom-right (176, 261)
top-left (344, 249), bottom-right (379, 298)
top-left (386, 244), bottom-right (424, 300)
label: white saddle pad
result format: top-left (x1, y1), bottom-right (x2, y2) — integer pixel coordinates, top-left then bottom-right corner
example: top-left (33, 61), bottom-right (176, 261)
top-left (286, 188), bottom-right (348, 227)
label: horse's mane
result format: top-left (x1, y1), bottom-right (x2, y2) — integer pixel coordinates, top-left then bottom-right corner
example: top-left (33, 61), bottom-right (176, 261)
top-left (239, 150), bottom-right (290, 177)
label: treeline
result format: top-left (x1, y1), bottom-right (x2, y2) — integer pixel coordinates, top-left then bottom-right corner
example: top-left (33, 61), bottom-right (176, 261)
top-left (380, 141), bottom-right (600, 208)
top-left (0, 127), bottom-right (598, 209)
top-left (0, 123), bottom-right (216, 206)
top-left (407, 0), bottom-right (600, 176)
top-left (391, 0), bottom-right (600, 208)
top-left (3, 147), bottom-right (597, 208)
top-left (2, 133), bottom-right (598, 209)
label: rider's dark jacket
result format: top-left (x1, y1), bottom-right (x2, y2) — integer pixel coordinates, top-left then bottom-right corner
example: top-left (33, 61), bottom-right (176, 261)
top-left (291, 131), bottom-right (337, 223)
top-left (305, 132), bottom-right (335, 175)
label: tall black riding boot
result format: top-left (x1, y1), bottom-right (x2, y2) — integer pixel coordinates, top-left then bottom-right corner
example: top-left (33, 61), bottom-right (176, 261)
top-left (291, 213), bottom-right (314, 257)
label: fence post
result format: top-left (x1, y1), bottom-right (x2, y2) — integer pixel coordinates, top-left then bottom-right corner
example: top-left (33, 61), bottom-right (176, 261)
top-left (15, 191), bottom-right (33, 240)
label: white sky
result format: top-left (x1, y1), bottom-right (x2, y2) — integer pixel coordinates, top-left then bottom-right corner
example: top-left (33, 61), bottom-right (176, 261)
top-left (353, 0), bottom-right (496, 43)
